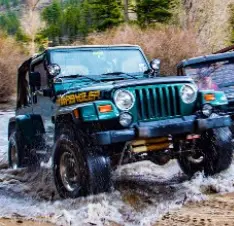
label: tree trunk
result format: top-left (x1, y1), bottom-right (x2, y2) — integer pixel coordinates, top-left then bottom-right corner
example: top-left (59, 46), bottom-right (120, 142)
top-left (123, 0), bottom-right (129, 22)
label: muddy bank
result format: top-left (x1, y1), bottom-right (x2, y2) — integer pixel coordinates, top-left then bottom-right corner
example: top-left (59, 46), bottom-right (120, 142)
top-left (2, 191), bottom-right (234, 226)
top-left (0, 218), bottom-right (54, 226)
top-left (156, 192), bottom-right (234, 226)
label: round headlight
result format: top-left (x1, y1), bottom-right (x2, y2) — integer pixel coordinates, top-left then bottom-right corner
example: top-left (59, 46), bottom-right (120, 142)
top-left (202, 104), bottom-right (213, 117)
top-left (114, 90), bottom-right (135, 111)
top-left (119, 112), bottom-right (133, 127)
top-left (47, 64), bottom-right (61, 77)
top-left (180, 84), bottom-right (197, 104)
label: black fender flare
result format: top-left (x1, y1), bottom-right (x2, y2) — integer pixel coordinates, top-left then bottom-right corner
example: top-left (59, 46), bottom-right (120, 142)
top-left (8, 114), bottom-right (45, 147)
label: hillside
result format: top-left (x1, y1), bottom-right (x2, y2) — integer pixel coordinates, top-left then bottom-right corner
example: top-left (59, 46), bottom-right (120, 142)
top-left (0, 0), bottom-right (52, 12)
top-left (182, 0), bottom-right (234, 52)
top-left (0, 0), bottom-right (234, 53)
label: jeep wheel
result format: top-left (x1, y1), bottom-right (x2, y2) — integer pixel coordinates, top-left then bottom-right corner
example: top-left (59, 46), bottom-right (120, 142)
top-left (53, 136), bottom-right (87, 198)
top-left (53, 123), bottom-right (112, 198)
top-left (177, 127), bottom-right (233, 176)
top-left (8, 132), bottom-right (22, 169)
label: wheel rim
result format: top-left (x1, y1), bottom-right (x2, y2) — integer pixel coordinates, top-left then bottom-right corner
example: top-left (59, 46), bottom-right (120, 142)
top-left (187, 155), bottom-right (204, 164)
top-left (10, 145), bottom-right (18, 169)
top-left (59, 151), bottom-right (80, 192)
top-left (187, 143), bottom-right (204, 164)
top-left (181, 138), bottom-right (205, 165)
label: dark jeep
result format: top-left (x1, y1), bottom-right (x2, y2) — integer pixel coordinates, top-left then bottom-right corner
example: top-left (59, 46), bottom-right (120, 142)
top-left (8, 45), bottom-right (232, 198)
top-left (177, 50), bottom-right (234, 131)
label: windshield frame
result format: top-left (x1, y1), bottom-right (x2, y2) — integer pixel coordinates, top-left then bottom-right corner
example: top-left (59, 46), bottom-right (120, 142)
top-left (181, 58), bottom-right (234, 92)
top-left (47, 46), bottom-right (150, 78)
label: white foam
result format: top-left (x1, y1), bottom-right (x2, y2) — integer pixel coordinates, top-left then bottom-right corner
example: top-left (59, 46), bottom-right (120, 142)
top-left (1, 110), bottom-right (234, 225)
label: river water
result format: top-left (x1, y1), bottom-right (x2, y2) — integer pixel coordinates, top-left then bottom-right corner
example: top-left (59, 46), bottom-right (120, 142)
top-left (1, 107), bottom-right (234, 225)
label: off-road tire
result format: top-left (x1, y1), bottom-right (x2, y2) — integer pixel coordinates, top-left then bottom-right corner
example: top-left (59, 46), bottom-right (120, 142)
top-left (53, 122), bottom-right (112, 198)
top-left (178, 127), bottom-right (233, 176)
top-left (8, 132), bottom-right (24, 168)
top-left (87, 152), bottom-right (111, 195)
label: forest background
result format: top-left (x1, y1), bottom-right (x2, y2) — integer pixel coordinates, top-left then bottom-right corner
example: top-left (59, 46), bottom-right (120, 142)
top-left (1, 0), bottom-right (234, 102)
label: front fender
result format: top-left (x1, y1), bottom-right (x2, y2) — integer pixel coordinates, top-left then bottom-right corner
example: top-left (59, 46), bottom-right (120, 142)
top-left (56, 100), bottom-right (120, 122)
top-left (197, 90), bottom-right (228, 107)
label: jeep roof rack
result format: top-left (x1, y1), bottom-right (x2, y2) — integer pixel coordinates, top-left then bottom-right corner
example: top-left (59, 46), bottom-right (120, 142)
top-left (177, 51), bottom-right (234, 68)
top-left (213, 45), bottom-right (234, 54)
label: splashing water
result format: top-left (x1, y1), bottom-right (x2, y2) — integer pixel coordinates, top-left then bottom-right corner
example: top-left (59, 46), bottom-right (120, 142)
top-left (1, 109), bottom-right (234, 226)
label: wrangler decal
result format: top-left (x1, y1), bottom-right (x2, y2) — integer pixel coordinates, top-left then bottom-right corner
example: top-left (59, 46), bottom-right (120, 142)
top-left (57, 90), bottom-right (101, 106)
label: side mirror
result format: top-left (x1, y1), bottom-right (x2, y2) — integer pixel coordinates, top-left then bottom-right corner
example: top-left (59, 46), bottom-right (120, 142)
top-left (150, 59), bottom-right (161, 76)
top-left (29, 71), bottom-right (41, 89)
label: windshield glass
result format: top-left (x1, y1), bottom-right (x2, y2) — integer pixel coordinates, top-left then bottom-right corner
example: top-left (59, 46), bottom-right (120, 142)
top-left (184, 59), bottom-right (234, 93)
top-left (50, 48), bottom-right (149, 77)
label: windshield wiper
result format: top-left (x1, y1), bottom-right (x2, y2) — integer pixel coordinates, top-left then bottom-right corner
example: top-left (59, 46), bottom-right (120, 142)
top-left (57, 74), bottom-right (99, 82)
top-left (101, 72), bottom-right (139, 79)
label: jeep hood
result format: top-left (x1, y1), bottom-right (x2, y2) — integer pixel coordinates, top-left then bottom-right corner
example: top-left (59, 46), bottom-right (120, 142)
top-left (55, 76), bottom-right (194, 95)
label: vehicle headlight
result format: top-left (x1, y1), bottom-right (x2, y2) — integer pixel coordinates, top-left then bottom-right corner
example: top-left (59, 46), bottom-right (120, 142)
top-left (114, 90), bottom-right (135, 111)
top-left (180, 84), bottom-right (197, 104)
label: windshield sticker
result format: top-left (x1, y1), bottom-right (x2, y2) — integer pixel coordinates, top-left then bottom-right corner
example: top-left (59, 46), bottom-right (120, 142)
top-left (139, 63), bottom-right (147, 72)
top-left (92, 51), bottom-right (104, 58)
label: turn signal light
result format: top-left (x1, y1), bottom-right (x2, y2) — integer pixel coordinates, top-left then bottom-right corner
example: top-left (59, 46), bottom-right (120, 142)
top-left (73, 109), bottom-right (79, 118)
top-left (98, 105), bottom-right (113, 113)
top-left (204, 93), bottom-right (215, 101)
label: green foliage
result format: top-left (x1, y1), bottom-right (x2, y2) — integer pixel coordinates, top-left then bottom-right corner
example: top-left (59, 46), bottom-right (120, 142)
top-left (40, 0), bottom-right (123, 45)
top-left (41, 0), bottom-right (63, 42)
top-left (135, 0), bottom-right (172, 27)
top-left (0, 10), bottom-right (29, 43)
top-left (15, 29), bottom-right (30, 43)
top-left (0, 0), bottom-right (19, 8)
top-left (91, 0), bottom-right (123, 31)
top-left (0, 11), bottom-right (20, 35)
top-left (0, 0), bottom-right (180, 49)
top-left (0, 0), bottom-right (10, 8)
top-left (35, 33), bottom-right (49, 51)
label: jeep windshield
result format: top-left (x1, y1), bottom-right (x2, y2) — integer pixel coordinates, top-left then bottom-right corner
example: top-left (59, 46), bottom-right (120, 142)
top-left (50, 48), bottom-right (149, 78)
top-left (183, 59), bottom-right (234, 95)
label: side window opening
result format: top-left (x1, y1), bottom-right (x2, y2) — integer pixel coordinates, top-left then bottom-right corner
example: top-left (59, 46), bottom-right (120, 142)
top-left (32, 60), bottom-right (48, 89)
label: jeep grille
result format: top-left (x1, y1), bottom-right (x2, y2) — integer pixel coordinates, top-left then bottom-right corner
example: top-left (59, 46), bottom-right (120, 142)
top-left (134, 85), bottom-right (181, 121)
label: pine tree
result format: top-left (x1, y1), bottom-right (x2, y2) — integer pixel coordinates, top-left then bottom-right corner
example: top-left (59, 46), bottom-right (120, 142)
top-left (63, 3), bottom-right (81, 40)
top-left (41, 0), bottom-right (63, 43)
top-left (40, 0), bottom-right (124, 44)
top-left (135, 0), bottom-right (172, 27)
top-left (91, 0), bottom-right (123, 31)
top-left (79, 0), bottom-right (93, 37)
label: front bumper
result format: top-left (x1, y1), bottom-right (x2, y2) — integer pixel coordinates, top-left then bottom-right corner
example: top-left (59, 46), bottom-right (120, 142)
top-left (95, 115), bottom-right (231, 145)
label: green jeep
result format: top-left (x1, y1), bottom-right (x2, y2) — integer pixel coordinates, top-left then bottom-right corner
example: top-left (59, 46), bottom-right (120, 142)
top-left (8, 45), bottom-right (232, 198)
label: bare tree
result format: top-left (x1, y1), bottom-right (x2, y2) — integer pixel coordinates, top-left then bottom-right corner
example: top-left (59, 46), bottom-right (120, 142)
top-left (21, 0), bottom-right (43, 54)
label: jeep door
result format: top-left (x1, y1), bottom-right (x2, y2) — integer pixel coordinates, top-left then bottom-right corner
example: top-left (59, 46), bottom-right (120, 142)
top-left (30, 58), bottom-right (56, 146)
